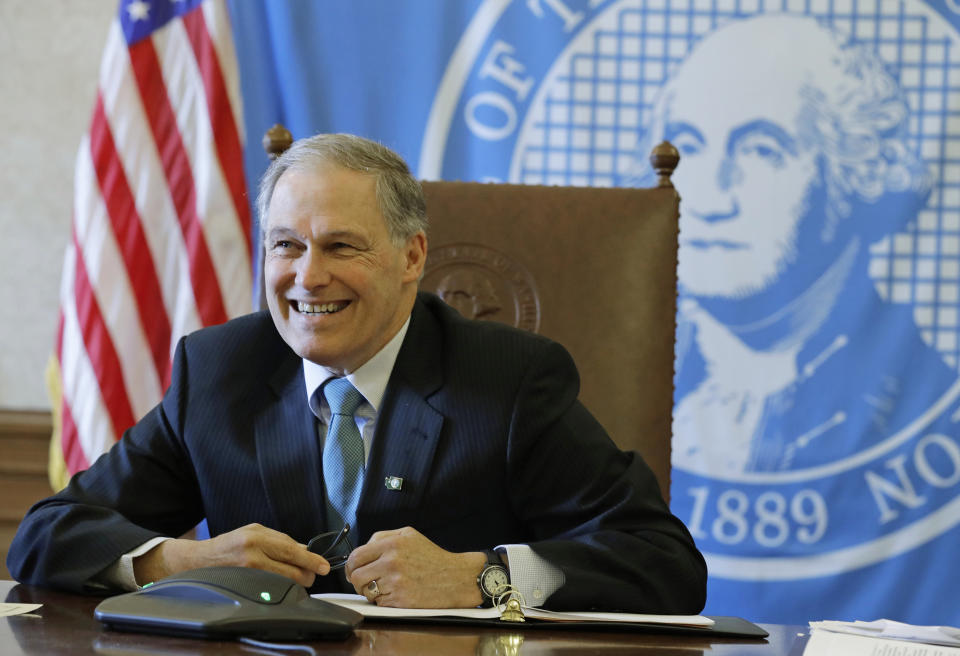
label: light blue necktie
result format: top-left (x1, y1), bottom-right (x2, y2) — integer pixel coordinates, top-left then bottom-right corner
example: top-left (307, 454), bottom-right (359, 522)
top-left (320, 378), bottom-right (366, 531)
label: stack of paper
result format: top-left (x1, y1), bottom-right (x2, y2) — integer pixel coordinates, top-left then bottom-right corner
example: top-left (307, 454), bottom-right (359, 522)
top-left (806, 619), bottom-right (960, 655)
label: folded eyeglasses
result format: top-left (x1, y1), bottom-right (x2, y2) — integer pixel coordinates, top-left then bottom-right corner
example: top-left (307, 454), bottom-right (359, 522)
top-left (306, 524), bottom-right (353, 570)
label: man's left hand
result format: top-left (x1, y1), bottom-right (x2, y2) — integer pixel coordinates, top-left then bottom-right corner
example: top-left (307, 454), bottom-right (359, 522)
top-left (344, 527), bottom-right (486, 608)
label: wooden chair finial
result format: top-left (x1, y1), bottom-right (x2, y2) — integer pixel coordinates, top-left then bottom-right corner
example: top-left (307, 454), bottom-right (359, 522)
top-left (262, 123), bottom-right (293, 160)
top-left (649, 141), bottom-right (680, 188)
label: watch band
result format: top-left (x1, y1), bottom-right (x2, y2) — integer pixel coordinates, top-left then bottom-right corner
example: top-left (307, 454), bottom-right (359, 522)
top-left (483, 549), bottom-right (503, 567)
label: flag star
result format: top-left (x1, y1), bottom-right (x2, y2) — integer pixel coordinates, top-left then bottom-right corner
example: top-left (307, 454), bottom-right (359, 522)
top-left (126, 0), bottom-right (151, 21)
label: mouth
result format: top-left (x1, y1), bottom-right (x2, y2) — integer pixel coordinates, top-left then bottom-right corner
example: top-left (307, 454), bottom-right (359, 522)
top-left (292, 300), bottom-right (350, 315)
top-left (683, 239), bottom-right (748, 250)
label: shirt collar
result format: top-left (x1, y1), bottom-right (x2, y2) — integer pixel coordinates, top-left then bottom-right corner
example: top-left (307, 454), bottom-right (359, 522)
top-left (302, 316), bottom-right (411, 412)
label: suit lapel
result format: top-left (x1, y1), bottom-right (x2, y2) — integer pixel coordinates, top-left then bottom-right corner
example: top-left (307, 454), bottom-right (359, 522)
top-left (253, 350), bottom-right (327, 541)
top-left (358, 296), bottom-right (445, 540)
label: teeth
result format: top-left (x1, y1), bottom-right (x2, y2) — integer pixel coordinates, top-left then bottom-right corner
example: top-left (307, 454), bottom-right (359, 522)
top-left (298, 301), bottom-right (346, 314)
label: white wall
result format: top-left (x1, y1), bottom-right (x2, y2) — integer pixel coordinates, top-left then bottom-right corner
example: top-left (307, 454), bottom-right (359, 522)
top-left (0, 1), bottom-right (115, 410)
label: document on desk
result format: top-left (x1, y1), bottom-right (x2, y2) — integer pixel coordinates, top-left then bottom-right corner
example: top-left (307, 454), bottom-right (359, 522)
top-left (809, 620), bottom-right (960, 648)
top-left (0, 603), bottom-right (42, 617)
top-left (314, 594), bottom-right (714, 628)
top-left (804, 630), bottom-right (960, 656)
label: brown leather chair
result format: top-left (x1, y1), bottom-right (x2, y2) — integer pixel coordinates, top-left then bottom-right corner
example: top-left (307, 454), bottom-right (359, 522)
top-left (263, 126), bottom-right (680, 501)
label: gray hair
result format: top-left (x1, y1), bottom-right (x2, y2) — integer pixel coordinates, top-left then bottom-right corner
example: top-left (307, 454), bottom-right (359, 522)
top-left (257, 133), bottom-right (428, 246)
top-left (793, 33), bottom-right (931, 228)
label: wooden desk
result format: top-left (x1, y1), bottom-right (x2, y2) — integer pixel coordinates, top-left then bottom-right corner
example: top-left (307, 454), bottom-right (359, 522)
top-left (0, 581), bottom-right (808, 655)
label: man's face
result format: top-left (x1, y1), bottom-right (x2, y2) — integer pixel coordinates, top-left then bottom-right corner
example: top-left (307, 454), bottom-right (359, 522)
top-left (264, 164), bottom-right (426, 373)
top-left (662, 30), bottom-right (822, 299)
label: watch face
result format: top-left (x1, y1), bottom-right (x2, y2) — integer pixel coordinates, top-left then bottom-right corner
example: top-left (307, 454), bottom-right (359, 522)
top-left (481, 566), bottom-right (509, 596)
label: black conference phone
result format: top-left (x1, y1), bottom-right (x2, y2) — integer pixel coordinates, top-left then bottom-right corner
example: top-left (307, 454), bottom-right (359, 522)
top-left (94, 566), bottom-right (362, 641)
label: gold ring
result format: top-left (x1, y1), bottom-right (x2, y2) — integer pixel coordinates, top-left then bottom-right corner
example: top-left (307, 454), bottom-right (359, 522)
top-left (367, 579), bottom-right (380, 597)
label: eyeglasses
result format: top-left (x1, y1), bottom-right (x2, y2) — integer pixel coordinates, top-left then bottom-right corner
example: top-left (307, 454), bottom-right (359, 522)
top-left (307, 524), bottom-right (353, 570)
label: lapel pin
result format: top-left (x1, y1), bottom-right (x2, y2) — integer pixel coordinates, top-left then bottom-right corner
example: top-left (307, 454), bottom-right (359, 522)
top-left (384, 476), bottom-right (404, 491)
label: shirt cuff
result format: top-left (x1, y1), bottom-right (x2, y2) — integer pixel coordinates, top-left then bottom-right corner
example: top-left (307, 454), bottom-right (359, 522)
top-left (95, 536), bottom-right (171, 591)
top-left (497, 543), bottom-right (565, 608)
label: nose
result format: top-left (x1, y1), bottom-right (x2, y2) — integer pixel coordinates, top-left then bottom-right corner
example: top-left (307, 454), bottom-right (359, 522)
top-left (295, 249), bottom-right (333, 289)
top-left (682, 156), bottom-right (741, 224)
top-left (692, 195), bottom-right (740, 224)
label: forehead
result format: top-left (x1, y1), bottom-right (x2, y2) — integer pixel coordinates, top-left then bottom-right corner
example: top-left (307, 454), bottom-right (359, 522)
top-left (266, 164), bottom-right (381, 228)
top-left (664, 18), bottom-right (841, 138)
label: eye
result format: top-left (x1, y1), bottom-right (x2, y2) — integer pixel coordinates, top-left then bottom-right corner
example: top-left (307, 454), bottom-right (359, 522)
top-left (328, 240), bottom-right (363, 254)
top-left (664, 123), bottom-right (705, 157)
top-left (268, 238), bottom-right (303, 256)
top-left (673, 133), bottom-right (703, 157)
top-left (736, 137), bottom-right (786, 167)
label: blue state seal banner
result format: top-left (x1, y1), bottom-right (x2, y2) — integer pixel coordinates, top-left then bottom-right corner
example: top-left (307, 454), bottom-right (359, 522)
top-left (229, 0), bottom-right (960, 625)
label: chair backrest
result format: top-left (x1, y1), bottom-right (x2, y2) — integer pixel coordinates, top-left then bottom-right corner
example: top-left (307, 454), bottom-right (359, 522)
top-left (420, 176), bottom-right (679, 501)
top-left (262, 126), bottom-right (680, 501)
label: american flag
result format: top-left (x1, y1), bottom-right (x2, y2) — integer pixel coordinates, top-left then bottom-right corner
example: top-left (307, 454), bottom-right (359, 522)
top-left (50, 0), bottom-right (252, 484)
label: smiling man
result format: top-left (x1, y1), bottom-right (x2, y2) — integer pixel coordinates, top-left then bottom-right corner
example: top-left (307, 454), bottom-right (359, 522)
top-left (9, 134), bottom-right (706, 613)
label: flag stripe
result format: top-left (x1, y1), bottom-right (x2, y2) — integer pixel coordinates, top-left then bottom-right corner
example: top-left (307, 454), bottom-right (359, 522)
top-left (200, 0), bottom-right (245, 143)
top-left (182, 6), bottom-right (252, 257)
top-left (73, 132), bottom-right (164, 418)
top-left (54, 310), bottom-right (90, 473)
top-left (128, 35), bottom-right (228, 327)
top-left (72, 228), bottom-right (136, 443)
top-left (90, 93), bottom-right (172, 386)
top-left (97, 23), bottom-right (203, 356)
top-left (59, 240), bottom-right (122, 467)
top-left (153, 19), bottom-right (252, 320)
top-left (60, 396), bottom-right (90, 474)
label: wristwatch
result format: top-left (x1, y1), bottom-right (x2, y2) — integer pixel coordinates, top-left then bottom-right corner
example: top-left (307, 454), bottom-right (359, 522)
top-left (477, 550), bottom-right (510, 607)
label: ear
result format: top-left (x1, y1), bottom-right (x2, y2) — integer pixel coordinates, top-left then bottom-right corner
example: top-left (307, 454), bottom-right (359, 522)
top-left (401, 231), bottom-right (428, 283)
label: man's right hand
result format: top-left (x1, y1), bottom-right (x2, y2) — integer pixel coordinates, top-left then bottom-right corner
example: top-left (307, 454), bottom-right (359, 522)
top-left (132, 523), bottom-right (330, 588)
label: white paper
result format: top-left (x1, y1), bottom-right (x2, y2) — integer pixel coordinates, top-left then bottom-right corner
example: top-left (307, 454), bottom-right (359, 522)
top-left (521, 606), bottom-right (713, 626)
top-left (315, 594), bottom-right (501, 620)
top-left (805, 630), bottom-right (960, 656)
top-left (0, 603), bottom-right (42, 617)
top-left (314, 593), bottom-right (714, 627)
top-left (810, 620), bottom-right (960, 647)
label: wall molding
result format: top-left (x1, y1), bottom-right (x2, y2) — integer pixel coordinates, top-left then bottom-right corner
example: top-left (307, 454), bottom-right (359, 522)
top-left (0, 409), bottom-right (53, 580)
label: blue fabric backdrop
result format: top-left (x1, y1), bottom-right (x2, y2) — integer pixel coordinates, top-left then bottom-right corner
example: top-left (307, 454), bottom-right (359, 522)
top-left (228, 0), bottom-right (960, 625)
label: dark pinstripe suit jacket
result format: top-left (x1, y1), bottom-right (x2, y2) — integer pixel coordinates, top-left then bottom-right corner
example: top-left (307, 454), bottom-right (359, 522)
top-left (8, 293), bottom-right (706, 613)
